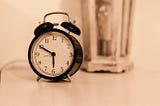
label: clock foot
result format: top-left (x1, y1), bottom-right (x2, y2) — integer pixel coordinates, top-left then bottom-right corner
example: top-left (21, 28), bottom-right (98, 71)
top-left (66, 74), bottom-right (71, 82)
top-left (36, 76), bottom-right (41, 82)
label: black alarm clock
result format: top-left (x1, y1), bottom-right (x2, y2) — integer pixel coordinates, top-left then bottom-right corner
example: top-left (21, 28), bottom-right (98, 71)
top-left (28, 12), bottom-right (83, 81)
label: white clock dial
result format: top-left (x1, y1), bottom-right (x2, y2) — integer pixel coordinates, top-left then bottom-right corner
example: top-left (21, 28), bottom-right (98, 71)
top-left (30, 31), bottom-right (74, 77)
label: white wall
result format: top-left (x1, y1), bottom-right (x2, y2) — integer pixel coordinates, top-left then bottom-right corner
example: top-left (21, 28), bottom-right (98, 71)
top-left (0, 0), bottom-right (160, 71)
top-left (131, 0), bottom-right (160, 71)
top-left (0, 0), bottom-right (82, 62)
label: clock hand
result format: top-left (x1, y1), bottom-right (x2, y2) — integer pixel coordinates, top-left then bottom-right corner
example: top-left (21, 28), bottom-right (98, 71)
top-left (52, 56), bottom-right (55, 68)
top-left (39, 45), bottom-right (56, 67)
top-left (39, 45), bottom-right (52, 54)
top-left (51, 52), bottom-right (56, 68)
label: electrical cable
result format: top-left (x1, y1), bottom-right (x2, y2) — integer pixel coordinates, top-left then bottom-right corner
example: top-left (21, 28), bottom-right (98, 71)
top-left (0, 59), bottom-right (27, 83)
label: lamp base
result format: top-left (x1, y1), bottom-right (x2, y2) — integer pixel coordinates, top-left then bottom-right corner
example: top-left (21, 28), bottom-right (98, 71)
top-left (82, 59), bottom-right (133, 73)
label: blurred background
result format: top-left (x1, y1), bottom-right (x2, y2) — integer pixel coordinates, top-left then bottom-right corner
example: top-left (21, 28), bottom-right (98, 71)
top-left (0, 0), bottom-right (160, 71)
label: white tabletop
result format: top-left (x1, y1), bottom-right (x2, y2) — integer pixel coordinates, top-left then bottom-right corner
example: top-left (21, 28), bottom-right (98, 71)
top-left (0, 62), bottom-right (160, 106)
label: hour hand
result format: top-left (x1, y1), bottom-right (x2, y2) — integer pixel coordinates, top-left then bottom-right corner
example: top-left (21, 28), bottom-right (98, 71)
top-left (39, 45), bottom-right (52, 54)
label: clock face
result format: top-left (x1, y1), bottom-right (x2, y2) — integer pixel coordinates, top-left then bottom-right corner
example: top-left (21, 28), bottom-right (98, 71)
top-left (29, 31), bottom-right (74, 78)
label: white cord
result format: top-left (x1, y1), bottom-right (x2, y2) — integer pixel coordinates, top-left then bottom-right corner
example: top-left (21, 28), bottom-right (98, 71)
top-left (0, 59), bottom-right (27, 83)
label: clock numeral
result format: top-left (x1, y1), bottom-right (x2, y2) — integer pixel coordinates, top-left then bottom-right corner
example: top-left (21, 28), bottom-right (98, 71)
top-left (34, 52), bottom-right (40, 57)
top-left (69, 52), bottom-right (73, 57)
top-left (37, 60), bottom-right (41, 65)
top-left (52, 69), bottom-right (55, 76)
top-left (45, 38), bottom-right (49, 43)
top-left (53, 35), bottom-right (57, 40)
top-left (44, 66), bottom-right (47, 71)
top-left (61, 67), bottom-right (64, 72)
top-left (66, 60), bottom-right (69, 66)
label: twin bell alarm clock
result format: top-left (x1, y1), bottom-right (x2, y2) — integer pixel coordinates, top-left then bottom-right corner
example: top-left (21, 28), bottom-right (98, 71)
top-left (28, 12), bottom-right (83, 81)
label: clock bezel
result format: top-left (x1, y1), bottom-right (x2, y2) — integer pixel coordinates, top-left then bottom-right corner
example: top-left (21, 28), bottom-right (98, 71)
top-left (28, 28), bottom-right (82, 81)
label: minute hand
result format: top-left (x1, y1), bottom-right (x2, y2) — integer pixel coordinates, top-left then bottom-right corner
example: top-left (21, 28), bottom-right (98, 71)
top-left (51, 52), bottom-right (56, 68)
top-left (39, 45), bottom-right (52, 54)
